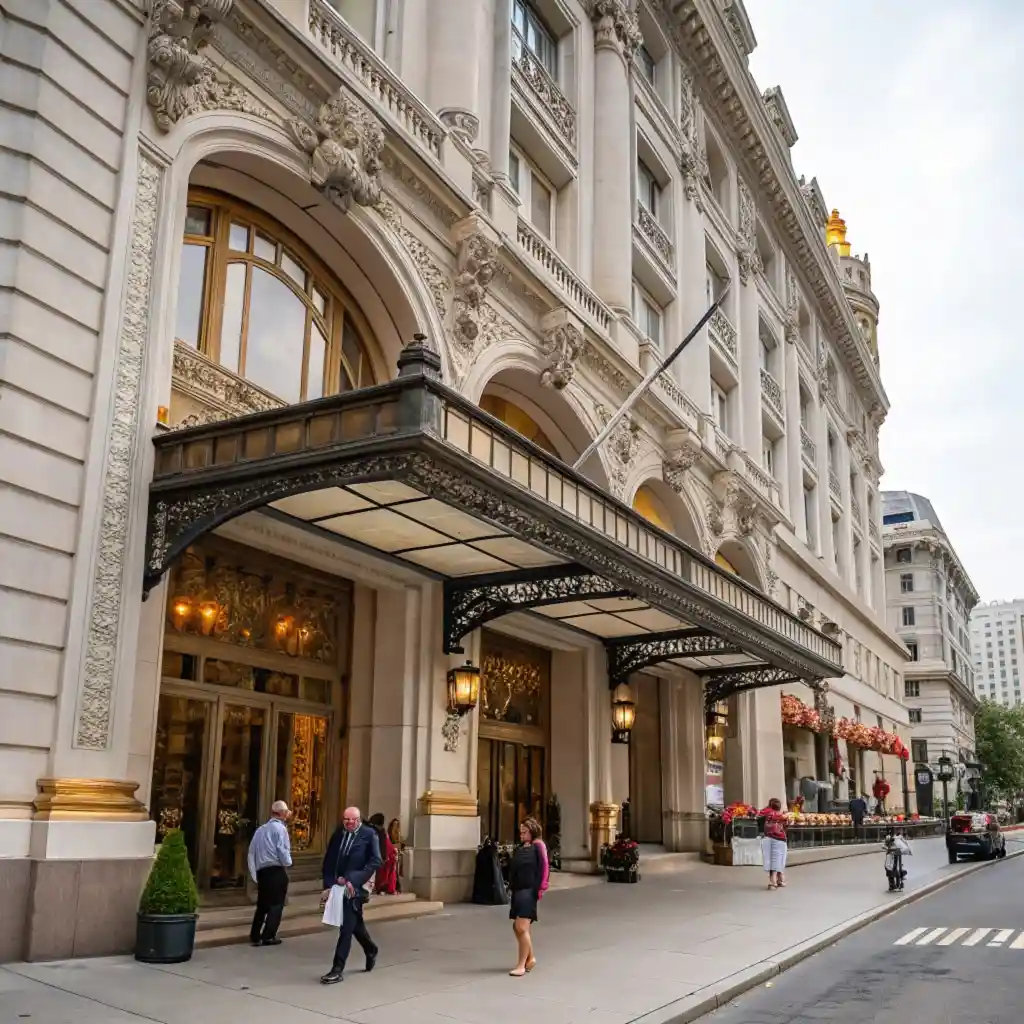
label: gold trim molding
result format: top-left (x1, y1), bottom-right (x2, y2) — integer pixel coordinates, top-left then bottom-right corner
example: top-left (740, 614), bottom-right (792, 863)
top-left (33, 779), bottom-right (149, 822)
top-left (418, 790), bottom-right (479, 817)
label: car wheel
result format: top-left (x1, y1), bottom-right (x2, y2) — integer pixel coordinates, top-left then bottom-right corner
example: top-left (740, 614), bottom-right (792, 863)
top-left (998, 844), bottom-right (1007, 859)
top-left (948, 849), bottom-right (958, 864)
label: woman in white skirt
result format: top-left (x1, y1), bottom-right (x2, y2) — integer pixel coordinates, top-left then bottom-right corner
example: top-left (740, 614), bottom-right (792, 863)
top-left (761, 797), bottom-right (788, 889)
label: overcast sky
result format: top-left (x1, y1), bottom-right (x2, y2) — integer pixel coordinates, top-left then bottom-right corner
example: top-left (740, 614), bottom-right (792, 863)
top-left (744, 0), bottom-right (1024, 602)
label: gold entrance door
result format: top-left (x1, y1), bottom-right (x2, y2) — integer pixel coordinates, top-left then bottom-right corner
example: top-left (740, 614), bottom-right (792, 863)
top-left (209, 702), bottom-right (266, 890)
top-left (273, 710), bottom-right (330, 856)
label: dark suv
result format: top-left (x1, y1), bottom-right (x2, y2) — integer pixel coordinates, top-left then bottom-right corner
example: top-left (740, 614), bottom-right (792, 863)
top-left (947, 812), bottom-right (1007, 863)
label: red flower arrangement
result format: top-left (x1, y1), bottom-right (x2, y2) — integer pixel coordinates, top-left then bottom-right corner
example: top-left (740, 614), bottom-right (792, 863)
top-left (720, 802), bottom-right (756, 826)
top-left (781, 697), bottom-right (909, 756)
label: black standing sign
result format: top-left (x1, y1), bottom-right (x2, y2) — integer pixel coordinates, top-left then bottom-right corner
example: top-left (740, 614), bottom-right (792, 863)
top-left (915, 764), bottom-right (934, 818)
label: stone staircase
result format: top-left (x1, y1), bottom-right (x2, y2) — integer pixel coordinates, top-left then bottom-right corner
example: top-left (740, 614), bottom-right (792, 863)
top-left (195, 879), bottom-right (443, 949)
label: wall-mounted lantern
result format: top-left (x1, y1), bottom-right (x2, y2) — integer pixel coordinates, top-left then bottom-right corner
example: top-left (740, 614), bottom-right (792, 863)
top-left (611, 685), bottom-right (637, 744)
top-left (442, 661), bottom-right (481, 753)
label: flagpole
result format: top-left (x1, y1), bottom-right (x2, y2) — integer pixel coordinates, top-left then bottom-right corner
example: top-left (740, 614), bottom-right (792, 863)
top-left (571, 284), bottom-right (732, 472)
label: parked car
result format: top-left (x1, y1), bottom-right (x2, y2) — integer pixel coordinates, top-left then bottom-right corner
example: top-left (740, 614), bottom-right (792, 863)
top-left (946, 812), bottom-right (1007, 863)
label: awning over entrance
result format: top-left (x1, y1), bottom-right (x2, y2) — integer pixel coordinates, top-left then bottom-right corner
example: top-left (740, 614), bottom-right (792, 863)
top-left (144, 340), bottom-right (842, 708)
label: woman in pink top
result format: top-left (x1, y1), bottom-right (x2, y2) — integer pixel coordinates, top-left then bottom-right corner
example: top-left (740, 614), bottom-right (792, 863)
top-left (507, 817), bottom-right (549, 977)
top-left (761, 798), bottom-right (789, 889)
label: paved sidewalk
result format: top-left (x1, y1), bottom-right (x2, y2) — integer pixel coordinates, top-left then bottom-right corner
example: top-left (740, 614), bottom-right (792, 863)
top-left (3, 836), bottom-right (1019, 1024)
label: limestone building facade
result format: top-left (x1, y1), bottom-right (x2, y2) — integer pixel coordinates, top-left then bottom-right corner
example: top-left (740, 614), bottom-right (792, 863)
top-left (882, 491), bottom-right (980, 810)
top-left (0, 0), bottom-right (909, 959)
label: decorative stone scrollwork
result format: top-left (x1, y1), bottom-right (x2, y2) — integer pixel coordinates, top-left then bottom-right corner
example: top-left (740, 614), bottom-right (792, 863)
top-left (539, 322), bottom-right (583, 390)
top-left (736, 181), bottom-right (762, 285)
top-left (705, 496), bottom-right (725, 538)
top-left (678, 69), bottom-right (709, 209)
top-left (147, 0), bottom-right (270, 131)
top-left (707, 471), bottom-right (759, 539)
top-left (441, 712), bottom-right (463, 753)
top-left (452, 217), bottom-right (499, 351)
top-left (595, 403), bottom-right (641, 499)
top-left (438, 108), bottom-right (480, 146)
top-left (784, 268), bottom-right (800, 344)
top-left (663, 434), bottom-right (702, 493)
top-left (287, 91), bottom-right (384, 211)
top-left (763, 537), bottom-right (779, 597)
top-left (590, 0), bottom-right (642, 60)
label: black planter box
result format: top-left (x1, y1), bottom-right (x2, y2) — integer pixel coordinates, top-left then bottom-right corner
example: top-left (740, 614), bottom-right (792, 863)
top-left (605, 865), bottom-right (640, 883)
top-left (135, 913), bottom-right (197, 964)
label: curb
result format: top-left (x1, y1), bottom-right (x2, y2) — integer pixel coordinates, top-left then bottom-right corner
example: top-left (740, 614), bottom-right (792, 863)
top-left (633, 845), bottom-right (1024, 1024)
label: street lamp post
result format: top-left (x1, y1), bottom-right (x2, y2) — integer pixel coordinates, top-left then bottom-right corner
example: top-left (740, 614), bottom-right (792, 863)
top-left (936, 755), bottom-right (955, 828)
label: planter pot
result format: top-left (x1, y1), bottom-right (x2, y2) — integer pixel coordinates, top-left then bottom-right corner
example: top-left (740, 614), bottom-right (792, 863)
top-left (605, 864), bottom-right (640, 883)
top-left (135, 913), bottom-right (197, 964)
top-left (712, 842), bottom-right (733, 867)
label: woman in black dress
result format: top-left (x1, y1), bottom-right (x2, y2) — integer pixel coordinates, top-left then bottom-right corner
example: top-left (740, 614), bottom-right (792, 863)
top-left (508, 817), bottom-right (549, 977)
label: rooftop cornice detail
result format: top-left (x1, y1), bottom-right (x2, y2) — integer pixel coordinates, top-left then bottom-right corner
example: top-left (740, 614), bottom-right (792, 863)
top-left (762, 85), bottom-right (797, 149)
top-left (799, 176), bottom-right (828, 228)
top-left (882, 525), bottom-right (980, 607)
top-left (719, 0), bottom-right (756, 58)
top-left (664, 0), bottom-right (888, 412)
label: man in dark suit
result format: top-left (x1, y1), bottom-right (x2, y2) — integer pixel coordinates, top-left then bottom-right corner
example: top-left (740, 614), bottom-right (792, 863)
top-left (320, 806), bottom-right (382, 984)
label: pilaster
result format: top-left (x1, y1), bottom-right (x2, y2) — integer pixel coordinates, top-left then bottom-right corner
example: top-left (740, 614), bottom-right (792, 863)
top-left (783, 337), bottom-right (806, 536)
top-left (660, 674), bottom-right (708, 852)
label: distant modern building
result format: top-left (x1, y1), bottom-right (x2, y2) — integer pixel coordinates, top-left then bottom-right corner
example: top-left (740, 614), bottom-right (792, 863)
top-left (882, 492), bottom-right (980, 811)
top-left (970, 599), bottom-right (1024, 707)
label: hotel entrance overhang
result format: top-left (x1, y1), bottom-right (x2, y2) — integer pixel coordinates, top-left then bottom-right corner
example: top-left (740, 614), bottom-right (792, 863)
top-left (143, 338), bottom-right (844, 709)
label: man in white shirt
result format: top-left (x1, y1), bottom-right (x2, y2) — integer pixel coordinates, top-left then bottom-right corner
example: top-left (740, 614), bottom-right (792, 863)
top-left (248, 800), bottom-right (293, 946)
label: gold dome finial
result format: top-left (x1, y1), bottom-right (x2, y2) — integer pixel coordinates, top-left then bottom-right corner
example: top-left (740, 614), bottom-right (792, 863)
top-left (825, 209), bottom-right (851, 256)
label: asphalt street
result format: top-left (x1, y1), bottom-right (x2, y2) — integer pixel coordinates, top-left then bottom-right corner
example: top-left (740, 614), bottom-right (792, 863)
top-left (707, 839), bottom-right (1024, 1024)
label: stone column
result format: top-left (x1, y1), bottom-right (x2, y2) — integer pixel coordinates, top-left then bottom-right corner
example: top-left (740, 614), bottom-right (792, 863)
top-left (783, 338), bottom-right (806, 537)
top-left (856, 475), bottom-right (871, 602)
top-left (814, 401), bottom-right (835, 566)
top-left (489, 0), bottom-right (513, 182)
top-left (429, 0), bottom-right (488, 149)
top-left (586, 645), bottom-right (618, 866)
top-left (837, 439), bottom-right (855, 589)
top-left (589, 0), bottom-right (640, 313)
top-left (661, 674), bottom-right (708, 852)
top-left (676, 181), bottom-right (711, 404)
top-left (737, 182), bottom-right (762, 456)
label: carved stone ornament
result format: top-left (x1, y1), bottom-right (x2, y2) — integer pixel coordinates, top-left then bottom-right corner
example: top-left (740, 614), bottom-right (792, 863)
top-left (452, 227), bottom-right (499, 351)
top-left (736, 181), bottom-right (762, 285)
top-left (590, 0), bottom-right (642, 60)
top-left (663, 437), bottom-right (702, 493)
top-left (539, 318), bottom-right (584, 390)
top-left (679, 68), bottom-right (709, 210)
top-left (147, 0), bottom-right (270, 132)
top-left (595, 403), bottom-right (641, 499)
top-left (705, 496), bottom-right (725, 537)
top-left (76, 155), bottom-right (163, 750)
top-left (784, 268), bottom-right (800, 344)
top-left (172, 342), bottom-right (283, 425)
top-left (708, 471), bottom-right (758, 538)
top-left (438, 107), bottom-right (480, 146)
top-left (763, 537), bottom-right (779, 597)
top-left (287, 92), bottom-right (384, 211)
top-left (441, 711), bottom-right (463, 753)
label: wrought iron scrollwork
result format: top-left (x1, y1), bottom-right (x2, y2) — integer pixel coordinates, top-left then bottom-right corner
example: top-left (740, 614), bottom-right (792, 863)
top-left (605, 630), bottom-right (745, 690)
top-left (443, 564), bottom-right (630, 654)
top-left (701, 664), bottom-right (806, 712)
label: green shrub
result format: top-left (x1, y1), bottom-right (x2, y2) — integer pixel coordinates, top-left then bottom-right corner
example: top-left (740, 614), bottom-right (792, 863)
top-left (139, 829), bottom-right (199, 915)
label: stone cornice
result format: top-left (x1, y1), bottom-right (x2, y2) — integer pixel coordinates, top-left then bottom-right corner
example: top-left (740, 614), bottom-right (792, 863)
top-left (882, 524), bottom-right (980, 608)
top-left (762, 85), bottom-right (797, 149)
top-left (666, 0), bottom-right (889, 413)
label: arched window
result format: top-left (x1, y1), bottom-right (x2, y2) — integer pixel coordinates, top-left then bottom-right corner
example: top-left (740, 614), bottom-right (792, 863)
top-left (479, 394), bottom-right (558, 457)
top-left (632, 486), bottom-right (672, 533)
top-left (174, 190), bottom-right (377, 405)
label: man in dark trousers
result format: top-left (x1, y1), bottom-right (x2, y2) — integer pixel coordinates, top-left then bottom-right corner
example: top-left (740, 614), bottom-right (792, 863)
top-left (320, 806), bottom-right (382, 984)
top-left (247, 800), bottom-right (292, 946)
top-left (849, 793), bottom-right (868, 839)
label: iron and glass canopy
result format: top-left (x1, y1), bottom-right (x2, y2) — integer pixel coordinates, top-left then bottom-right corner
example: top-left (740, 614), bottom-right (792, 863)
top-left (144, 339), bottom-right (842, 708)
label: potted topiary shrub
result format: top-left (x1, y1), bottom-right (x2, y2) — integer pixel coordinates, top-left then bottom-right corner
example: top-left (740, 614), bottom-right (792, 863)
top-left (135, 828), bottom-right (200, 963)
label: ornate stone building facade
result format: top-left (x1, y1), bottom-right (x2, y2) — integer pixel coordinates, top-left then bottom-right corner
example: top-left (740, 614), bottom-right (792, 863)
top-left (0, 0), bottom-right (907, 959)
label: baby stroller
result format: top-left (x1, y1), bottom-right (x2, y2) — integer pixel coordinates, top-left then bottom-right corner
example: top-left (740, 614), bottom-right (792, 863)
top-left (883, 829), bottom-right (912, 891)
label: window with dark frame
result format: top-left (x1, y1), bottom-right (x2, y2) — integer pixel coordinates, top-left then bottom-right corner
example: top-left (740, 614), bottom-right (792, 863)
top-left (900, 572), bottom-right (914, 593)
top-left (902, 606), bottom-right (916, 627)
top-left (511, 0), bottom-right (557, 79)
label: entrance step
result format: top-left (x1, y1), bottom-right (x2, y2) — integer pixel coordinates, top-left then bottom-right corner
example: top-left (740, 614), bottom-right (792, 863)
top-left (635, 849), bottom-right (702, 875)
top-left (195, 892), bottom-right (443, 949)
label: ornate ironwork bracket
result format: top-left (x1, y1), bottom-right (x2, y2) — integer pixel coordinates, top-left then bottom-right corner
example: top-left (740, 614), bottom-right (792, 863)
top-left (443, 564), bottom-right (631, 654)
top-left (605, 630), bottom-right (745, 690)
top-left (702, 664), bottom-right (810, 713)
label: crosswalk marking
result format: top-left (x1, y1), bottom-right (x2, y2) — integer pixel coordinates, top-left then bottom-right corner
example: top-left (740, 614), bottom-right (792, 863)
top-left (894, 926), bottom-right (1024, 949)
top-left (895, 928), bottom-right (928, 945)
top-left (917, 928), bottom-right (947, 945)
top-left (989, 929), bottom-right (1014, 946)
top-left (963, 929), bottom-right (992, 946)
top-left (938, 928), bottom-right (970, 946)
top-left (1009, 933), bottom-right (1024, 949)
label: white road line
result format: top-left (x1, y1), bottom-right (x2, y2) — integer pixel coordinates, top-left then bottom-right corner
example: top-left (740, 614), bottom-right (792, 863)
top-left (1009, 932), bottom-right (1024, 949)
top-left (963, 928), bottom-right (993, 947)
top-left (938, 928), bottom-right (971, 946)
top-left (988, 929), bottom-right (1014, 946)
top-left (895, 928), bottom-right (928, 945)
top-left (917, 928), bottom-right (947, 946)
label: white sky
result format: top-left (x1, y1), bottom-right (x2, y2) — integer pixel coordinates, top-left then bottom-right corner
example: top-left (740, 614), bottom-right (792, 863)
top-left (744, 0), bottom-right (1024, 601)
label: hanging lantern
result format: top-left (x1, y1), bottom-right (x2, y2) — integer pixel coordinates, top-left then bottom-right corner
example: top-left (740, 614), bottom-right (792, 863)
top-left (611, 697), bottom-right (637, 744)
top-left (170, 596), bottom-right (193, 631)
top-left (447, 661), bottom-right (481, 716)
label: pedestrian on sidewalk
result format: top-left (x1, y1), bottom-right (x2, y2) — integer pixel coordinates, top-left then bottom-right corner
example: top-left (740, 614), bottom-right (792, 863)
top-left (508, 817), bottom-right (549, 977)
top-left (247, 800), bottom-right (293, 947)
top-left (368, 813), bottom-right (399, 896)
top-left (850, 793), bottom-right (868, 839)
top-left (320, 807), bottom-right (382, 985)
top-left (761, 798), bottom-right (788, 890)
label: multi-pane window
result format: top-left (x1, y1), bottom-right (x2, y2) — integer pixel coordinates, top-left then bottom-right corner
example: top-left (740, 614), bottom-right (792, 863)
top-left (905, 680), bottom-right (920, 698)
top-left (510, 145), bottom-right (555, 240)
top-left (902, 607), bottom-right (916, 627)
top-left (762, 438), bottom-right (775, 477)
top-left (909, 709), bottom-right (922, 724)
top-left (896, 548), bottom-right (912, 564)
top-left (632, 283), bottom-right (662, 347)
top-left (175, 192), bottom-right (375, 405)
top-left (637, 159), bottom-right (660, 217)
top-left (512, 0), bottom-right (557, 78)
top-left (906, 641), bottom-right (919, 662)
top-left (900, 573), bottom-right (914, 593)
top-left (911, 740), bottom-right (928, 763)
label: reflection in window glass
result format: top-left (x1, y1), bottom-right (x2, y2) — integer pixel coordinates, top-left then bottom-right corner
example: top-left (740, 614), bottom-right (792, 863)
top-left (254, 231), bottom-right (276, 263)
top-left (175, 244), bottom-right (208, 347)
top-left (341, 317), bottom-right (366, 388)
top-left (531, 173), bottom-right (552, 238)
top-left (276, 712), bottom-right (329, 853)
top-left (229, 222), bottom-right (250, 252)
top-left (308, 324), bottom-right (328, 401)
top-left (281, 250), bottom-right (306, 289)
top-left (219, 263), bottom-right (247, 374)
top-left (185, 206), bottom-right (211, 237)
top-left (245, 268), bottom-right (307, 403)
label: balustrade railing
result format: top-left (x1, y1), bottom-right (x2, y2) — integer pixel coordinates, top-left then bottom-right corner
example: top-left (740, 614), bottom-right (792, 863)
top-left (829, 468), bottom-right (842, 502)
top-left (709, 307), bottom-right (738, 363)
top-left (512, 27), bottom-right (577, 152)
top-left (636, 204), bottom-right (674, 267)
top-left (760, 367), bottom-right (784, 419)
top-left (800, 426), bottom-right (816, 467)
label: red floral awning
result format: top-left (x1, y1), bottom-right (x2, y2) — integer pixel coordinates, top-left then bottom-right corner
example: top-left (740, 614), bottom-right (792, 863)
top-left (780, 694), bottom-right (909, 759)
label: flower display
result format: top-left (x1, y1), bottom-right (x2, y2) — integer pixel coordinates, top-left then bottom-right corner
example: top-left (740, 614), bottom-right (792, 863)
top-left (782, 696), bottom-right (908, 755)
top-left (720, 802), bottom-right (756, 825)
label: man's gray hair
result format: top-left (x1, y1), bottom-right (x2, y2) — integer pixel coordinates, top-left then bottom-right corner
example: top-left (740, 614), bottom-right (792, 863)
top-left (271, 800), bottom-right (289, 814)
